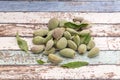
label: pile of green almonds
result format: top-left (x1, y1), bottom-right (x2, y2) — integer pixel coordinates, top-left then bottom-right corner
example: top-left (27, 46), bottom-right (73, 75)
top-left (31, 17), bottom-right (100, 64)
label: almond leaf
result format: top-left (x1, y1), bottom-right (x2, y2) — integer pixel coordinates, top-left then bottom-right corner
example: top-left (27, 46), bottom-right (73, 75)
top-left (16, 32), bottom-right (28, 53)
top-left (61, 61), bottom-right (89, 68)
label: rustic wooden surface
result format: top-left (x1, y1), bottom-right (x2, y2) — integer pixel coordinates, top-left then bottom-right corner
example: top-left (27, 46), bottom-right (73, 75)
top-left (0, 1), bottom-right (119, 12)
top-left (0, 0), bottom-right (120, 79)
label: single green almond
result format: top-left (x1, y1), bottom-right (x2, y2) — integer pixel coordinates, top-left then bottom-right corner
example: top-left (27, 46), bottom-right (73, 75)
top-left (45, 39), bottom-right (54, 51)
top-left (63, 31), bottom-right (71, 40)
top-left (78, 44), bottom-right (87, 54)
top-left (33, 29), bottom-right (49, 37)
top-left (59, 19), bottom-right (67, 27)
top-left (52, 28), bottom-right (65, 40)
top-left (43, 47), bottom-right (55, 55)
top-left (79, 30), bottom-right (91, 36)
top-left (73, 35), bottom-right (80, 46)
top-left (44, 30), bottom-right (53, 43)
top-left (59, 48), bottom-right (75, 58)
top-left (67, 40), bottom-right (77, 50)
top-left (66, 28), bottom-right (78, 35)
top-left (48, 18), bottom-right (59, 30)
top-left (73, 17), bottom-right (84, 22)
top-left (87, 40), bottom-right (95, 50)
top-left (32, 36), bottom-right (45, 45)
top-left (48, 54), bottom-right (63, 64)
top-left (56, 37), bottom-right (67, 50)
top-left (88, 47), bottom-right (100, 58)
top-left (31, 45), bottom-right (45, 54)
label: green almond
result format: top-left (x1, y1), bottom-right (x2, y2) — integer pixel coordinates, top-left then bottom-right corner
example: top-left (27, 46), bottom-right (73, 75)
top-left (87, 40), bottom-right (95, 50)
top-left (48, 54), bottom-right (63, 64)
top-left (56, 37), bottom-right (67, 50)
top-left (59, 48), bottom-right (75, 58)
top-left (78, 44), bottom-right (87, 54)
top-left (32, 36), bottom-right (45, 45)
top-left (31, 45), bottom-right (45, 54)
top-left (52, 28), bottom-right (65, 40)
top-left (73, 35), bottom-right (80, 46)
top-left (88, 47), bottom-right (100, 58)
top-left (79, 30), bottom-right (91, 37)
top-left (33, 29), bottom-right (49, 37)
top-left (45, 39), bottom-right (54, 51)
top-left (48, 18), bottom-right (59, 30)
top-left (67, 40), bottom-right (77, 50)
top-left (63, 31), bottom-right (71, 40)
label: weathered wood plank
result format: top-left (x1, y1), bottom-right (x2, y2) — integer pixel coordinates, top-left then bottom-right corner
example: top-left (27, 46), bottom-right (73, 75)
top-left (0, 65), bottom-right (119, 79)
top-left (0, 51), bottom-right (119, 65)
top-left (0, 1), bottom-right (118, 12)
top-left (0, 24), bottom-right (120, 37)
top-left (0, 12), bottom-right (120, 23)
top-left (0, 37), bottom-right (119, 50)
top-left (0, 0), bottom-right (115, 1)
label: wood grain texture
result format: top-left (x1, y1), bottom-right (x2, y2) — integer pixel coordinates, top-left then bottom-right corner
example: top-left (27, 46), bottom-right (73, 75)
top-left (0, 1), bottom-right (119, 12)
top-left (0, 11), bottom-right (119, 79)
top-left (0, 24), bottom-right (120, 37)
top-left (0, 12), bottom-right (120, 23)
top-left (0, 65), bottom-right (119, 79)
top-left (0, 37), bottom-right (119, 50)
top-left (0, 51), bottom-right (119, 65)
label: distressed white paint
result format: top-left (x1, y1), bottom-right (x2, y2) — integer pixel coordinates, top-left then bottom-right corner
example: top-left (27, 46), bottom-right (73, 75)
top-left (0, 13), bottom-right (119, 23)
top-left (0, 51), bottom-right (119, 65)
top-left (0, 24), bottom-right (120, 37)
top-left (0, 12), bottom-right (119, 79)
top-left (0, 37), bottom-right (120, 50)
top-left (0, 65), bottom-right (119, 79)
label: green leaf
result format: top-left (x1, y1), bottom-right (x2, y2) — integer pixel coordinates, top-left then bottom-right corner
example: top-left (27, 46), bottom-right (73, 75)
top-left (16, 32), bottom-right (28, 53)
top-left (61, 61), bottom-right (89, 68)
top-left (64, 22), bottom-right (88, 29)
top-left (37, 59), bottom-right (45, 65)
top-left (83, 33), bottom-right (91, 44)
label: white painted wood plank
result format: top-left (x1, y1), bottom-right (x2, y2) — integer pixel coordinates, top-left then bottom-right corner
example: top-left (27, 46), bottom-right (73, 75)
top-left (0, 24), bottom-right (120, 37)
top-left (0, 37), bottom-right (119, 50)
top-left (0, 51), bottom-right (119, 65)
top-left (0, 12), bottom-right (119, 23)
top-left (0, 65), bottom-right (119, 79)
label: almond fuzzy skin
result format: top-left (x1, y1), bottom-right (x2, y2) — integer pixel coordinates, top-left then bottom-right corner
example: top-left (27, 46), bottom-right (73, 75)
top-left (31, 45), bottom-right (45, 54)
top-left (48, 18), bottom-right (59, 30)
top-left (56, 37), bottom-right (67, 50)
top-left (88, 47), bottom-right (99, 58)
top-left (32, 36), bottom-right (45, 45)
top-left (59, 48), bottom-right (75, 58)
top-left (33, 29), bottom-right (49, 37)
top-left (67, 40), bottom-right (77, 50)
top-left (52, 28), bottom-right (65, 40)
top-left (78, 44), bottom-right (87, 54)
top-left (48, 54), bottom-right (63, 64)
top-left (45, 39), bottom-right (54, 51)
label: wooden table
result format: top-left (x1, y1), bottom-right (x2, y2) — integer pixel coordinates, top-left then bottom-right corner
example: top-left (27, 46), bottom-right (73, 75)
top-left (0, 0), bottom-right (120, 79)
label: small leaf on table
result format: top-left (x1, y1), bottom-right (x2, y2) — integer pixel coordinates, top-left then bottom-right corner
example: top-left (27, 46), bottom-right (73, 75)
top-left (37, 59), bottom-right (45, 65)
top-left (61, 61), bottom-right (89, 68)
top-left (16, 32), bottom-right (28, 53)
